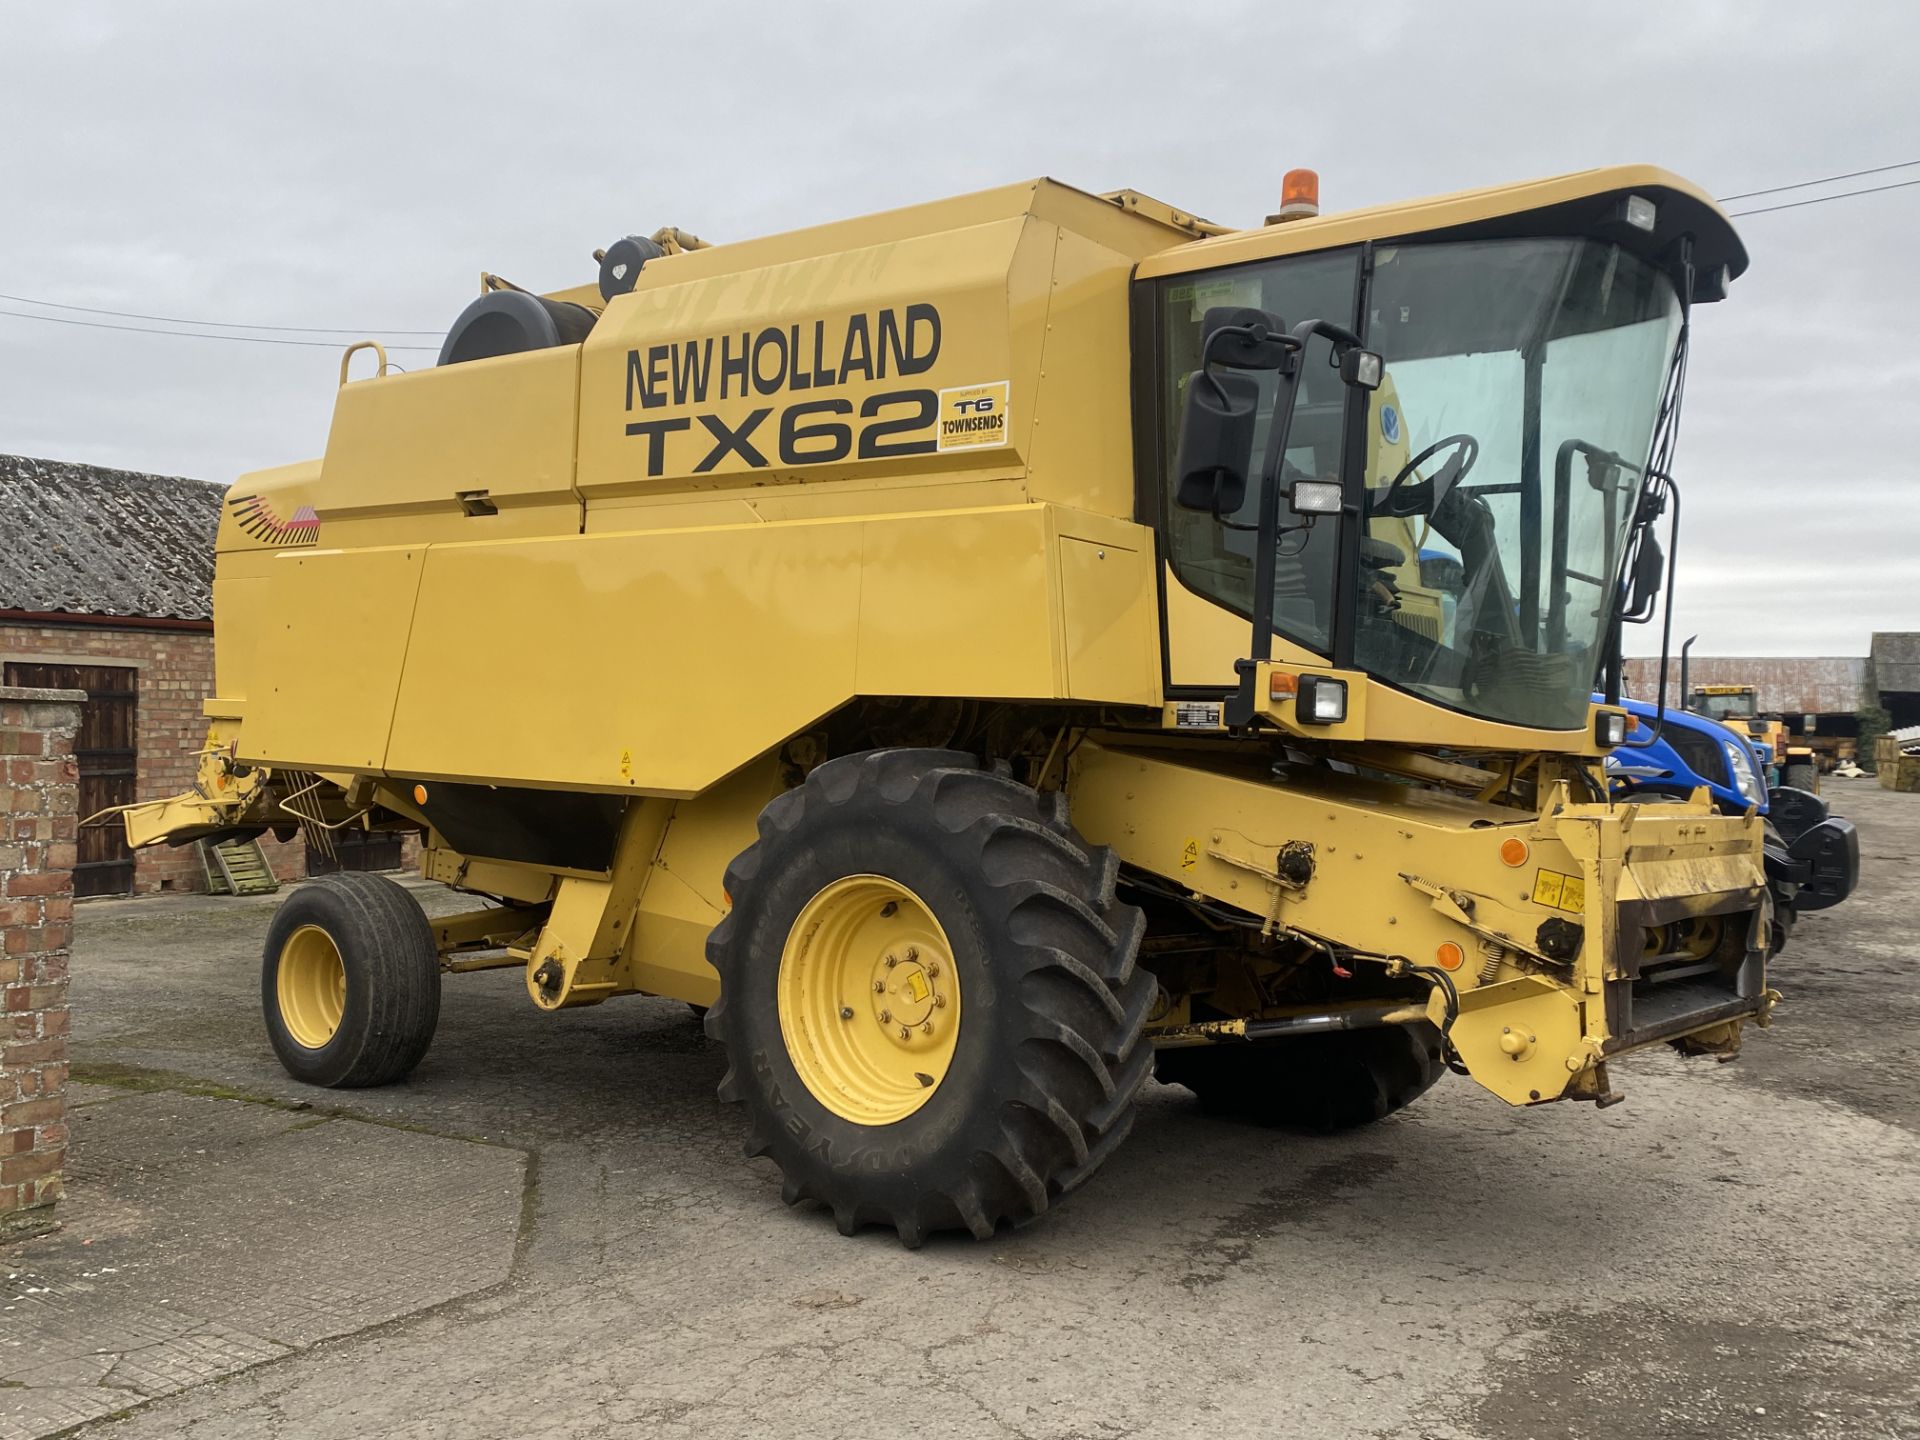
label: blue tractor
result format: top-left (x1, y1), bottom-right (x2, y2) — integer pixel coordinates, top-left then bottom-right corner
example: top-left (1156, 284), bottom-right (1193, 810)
top-left (1604, 695), bottom-right (1857, 952)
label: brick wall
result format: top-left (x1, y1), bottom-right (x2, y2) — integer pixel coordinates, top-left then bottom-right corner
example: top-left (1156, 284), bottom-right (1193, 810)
top-left (0, 621), bottom-right (305, 893)
top-left (1, 684), bottom-right (79, 1238)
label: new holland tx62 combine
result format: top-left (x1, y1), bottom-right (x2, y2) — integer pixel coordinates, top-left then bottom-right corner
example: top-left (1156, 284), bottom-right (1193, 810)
top-left (126, 165), bottom-right (1780, 1243)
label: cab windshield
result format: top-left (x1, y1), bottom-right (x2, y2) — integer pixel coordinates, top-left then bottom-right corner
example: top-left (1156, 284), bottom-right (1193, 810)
top-left (1160, 237), bottom-right (1683, 731)
top-left (1694, 691), bottom-right (1758, 721)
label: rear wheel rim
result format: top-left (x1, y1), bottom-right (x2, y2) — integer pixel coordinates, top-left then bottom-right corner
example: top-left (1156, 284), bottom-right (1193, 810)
top-left (278, 924), bottom-right (347, 1050)
top-left (777, 875), bottom-right (961, 1125)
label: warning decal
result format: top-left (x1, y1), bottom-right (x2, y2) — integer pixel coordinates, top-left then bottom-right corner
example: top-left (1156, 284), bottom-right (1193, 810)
top-left (1530, 869), bottom-right (1586, 913)
top-left (936, 381), bottom-right (1010, 452)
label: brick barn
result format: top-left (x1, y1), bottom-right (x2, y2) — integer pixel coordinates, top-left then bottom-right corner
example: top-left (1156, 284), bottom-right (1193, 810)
top-left (0, 454), bottom-right (405, 896)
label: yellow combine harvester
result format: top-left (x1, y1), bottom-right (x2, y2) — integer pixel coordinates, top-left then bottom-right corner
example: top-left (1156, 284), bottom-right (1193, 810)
top-left (126, 165), bottom-right (1767, 1243)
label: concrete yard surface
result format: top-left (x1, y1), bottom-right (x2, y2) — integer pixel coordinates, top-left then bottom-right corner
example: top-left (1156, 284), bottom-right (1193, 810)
top-left (3, 778), bottom-right (1916, 1439)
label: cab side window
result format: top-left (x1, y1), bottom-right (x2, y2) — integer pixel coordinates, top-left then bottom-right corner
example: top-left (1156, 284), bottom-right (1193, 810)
top-left (1157, 251), bottom-right (1359, 656)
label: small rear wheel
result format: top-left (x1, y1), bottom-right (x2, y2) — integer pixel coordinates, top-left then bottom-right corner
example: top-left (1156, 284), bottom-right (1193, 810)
top-left (1156, 1023), bottom-right (1446, 1132)
top-left (262, 874), bottom-right (440, 1088)
top-left (1782, 761), bottom-right (1818, 792)
top-left (706, 749), bottom-right (1153, 1246)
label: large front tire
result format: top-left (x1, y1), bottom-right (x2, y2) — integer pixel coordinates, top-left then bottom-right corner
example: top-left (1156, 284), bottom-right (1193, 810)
top-left (1156, 1023), bottom-right (1446, 1132)
top-left (261, 873), bottom-right (441, 1088)
top-left (705, 749), bottom-right (1152, 1246)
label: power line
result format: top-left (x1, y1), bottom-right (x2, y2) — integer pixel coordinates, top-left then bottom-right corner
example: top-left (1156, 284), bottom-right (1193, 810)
top-left (9, 161), bottom-right (1918, 351)
top-left (0, 291), bottom-right (441, 336)
top-left (0, 307), bottom-right (439, 351)
top-left (1719, 159), bottom-right (1920, 202)
top-left (1727, 176), bottom-right (1920, 218)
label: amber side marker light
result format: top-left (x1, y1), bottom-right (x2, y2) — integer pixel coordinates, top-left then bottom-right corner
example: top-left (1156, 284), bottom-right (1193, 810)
top-left (1499, 838), bottom-right (1529, 867)
top-left (1436, 942), bottom-right (1466, 971)
top-left (413, 784), bottom-right (429, 805)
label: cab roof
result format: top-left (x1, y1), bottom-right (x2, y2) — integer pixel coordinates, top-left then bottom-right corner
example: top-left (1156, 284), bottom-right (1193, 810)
top-left (1138, 165), bottom-right (1747, 298)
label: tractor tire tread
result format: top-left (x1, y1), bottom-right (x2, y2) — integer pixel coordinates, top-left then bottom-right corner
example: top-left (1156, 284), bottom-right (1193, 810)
top-left (705, 747), bottom-right (1150, 1246)
top-left (261, 872), bottom-right (440, 1089)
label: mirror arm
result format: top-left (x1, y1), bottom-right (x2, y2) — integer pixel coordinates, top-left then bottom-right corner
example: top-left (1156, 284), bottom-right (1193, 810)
top-left (1613, 473), bottom-right (1682, 751)
top-left (1225, 318), bottom-right (1375, 728)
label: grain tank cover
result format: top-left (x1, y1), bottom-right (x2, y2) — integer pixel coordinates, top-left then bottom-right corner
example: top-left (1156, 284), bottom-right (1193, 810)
top-left (572, 179), bottom-right (1200, 506)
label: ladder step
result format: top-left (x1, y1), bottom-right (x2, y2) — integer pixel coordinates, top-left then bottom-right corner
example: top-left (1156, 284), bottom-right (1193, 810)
top-left (199, 836), bottom-right (282, 896)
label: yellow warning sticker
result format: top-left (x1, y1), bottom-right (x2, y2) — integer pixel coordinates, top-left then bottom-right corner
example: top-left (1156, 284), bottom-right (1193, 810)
top-left (904, 971), bottom-right (930, 1003)
top-left (1180, 838), bottom-right (1200, 872)
top-left (1531, 869), bottom-right (1585, 913)
top-left (936, 381), bottom-right (1011, 452)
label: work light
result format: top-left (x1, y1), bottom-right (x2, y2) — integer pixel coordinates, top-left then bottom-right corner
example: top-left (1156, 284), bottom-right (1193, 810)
top-left (1341, 349), bottom-right (1384, 390)
top-left (1595, 710), bottom-right (1628, 747)
top-left (1296, 674), bottom-right (1348, 725)
top-left (1289, 479), bottom-right (1343, 515)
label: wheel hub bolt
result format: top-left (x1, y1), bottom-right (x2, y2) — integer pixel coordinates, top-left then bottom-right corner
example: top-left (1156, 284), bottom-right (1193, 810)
top-left (873, 980), bottom-right (886, 993)
top-left (924, 962), bottom-right (940, 979)
top-left (921, 1021), bottom-right (934, 1036)
top-left (932, 994), bottom-right (947, 1009)
top-left (878, 1009), bottom-right (891, 1023)
top-left (885, 954), bottom-right (898, 968)
top-left (899, 1025), bottom-right (913, 1040)
top-left (906, 947), bottom-right (918, 962)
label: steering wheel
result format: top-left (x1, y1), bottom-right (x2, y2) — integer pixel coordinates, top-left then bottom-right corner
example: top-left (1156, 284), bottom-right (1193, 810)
top-left (1379, 433), bottom-right (1478, 517)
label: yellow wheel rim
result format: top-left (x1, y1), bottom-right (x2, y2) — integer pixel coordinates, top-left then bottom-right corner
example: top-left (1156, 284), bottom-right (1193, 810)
top-left (278, 924), bottom-right (347, 1050)
top-left (777, 875), bottom-right (962, 1126)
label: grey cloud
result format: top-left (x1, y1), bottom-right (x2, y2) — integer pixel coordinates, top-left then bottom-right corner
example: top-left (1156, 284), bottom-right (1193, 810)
top-left (2, 0), bottom-right (1914, 652)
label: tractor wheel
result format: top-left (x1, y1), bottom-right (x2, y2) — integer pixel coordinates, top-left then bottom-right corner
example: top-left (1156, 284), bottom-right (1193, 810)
top-left (1156, 1023), bottom-right (1446, 1132)
top-left (261, 873), bottom-right (441, 1088)
top-left (1782, 762), bottom-right (1818, 792)
top-left (705, 749), bottom-right (1152, 1246)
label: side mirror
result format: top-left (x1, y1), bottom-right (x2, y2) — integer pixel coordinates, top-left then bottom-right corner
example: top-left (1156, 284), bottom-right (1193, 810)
top-left (1623, 525), bottom-right (1664, 616)
top-left (1199, 306), bottom-right (1291, 370)
top-left (1175, 370), bottom-right (1259, 514)
top-left (1175, 306), bottom-right (1291, 515)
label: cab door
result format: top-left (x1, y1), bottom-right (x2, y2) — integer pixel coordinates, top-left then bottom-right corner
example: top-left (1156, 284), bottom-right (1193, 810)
top-left (1145, 249), bottom-right (1362, 690)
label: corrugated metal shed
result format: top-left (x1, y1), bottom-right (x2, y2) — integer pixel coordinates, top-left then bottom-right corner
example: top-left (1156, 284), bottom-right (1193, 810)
top-left (1871, 633), bottom-right (1920, 695)
top-left (0, 454), bottom-right (222, 621)
top-left (1623, 655), bottom-right (1868, 715)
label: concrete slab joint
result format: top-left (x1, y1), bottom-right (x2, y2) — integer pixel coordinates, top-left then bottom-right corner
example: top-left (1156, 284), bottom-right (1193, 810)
top-left (0, 683), bottom-right (83, 1240)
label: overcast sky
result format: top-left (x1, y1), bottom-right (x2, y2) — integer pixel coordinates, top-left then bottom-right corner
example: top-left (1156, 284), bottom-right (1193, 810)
top-left (2, 2), bottom-right (1914, 655)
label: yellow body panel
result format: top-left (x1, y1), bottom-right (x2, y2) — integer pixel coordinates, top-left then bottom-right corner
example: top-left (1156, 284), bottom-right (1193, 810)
top-left (235, 546), bottom-right (425, 771)
top-left (320, 345), bottom-right (583, 528)
top-left (382, 503), bottom-right (1155, 796)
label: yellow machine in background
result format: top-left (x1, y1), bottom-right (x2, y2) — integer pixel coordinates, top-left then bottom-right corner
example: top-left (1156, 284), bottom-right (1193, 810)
top-left (126, 165), bottom-right (1768, 1244)
top-left (1690, 683), bottom-right (1820, 789)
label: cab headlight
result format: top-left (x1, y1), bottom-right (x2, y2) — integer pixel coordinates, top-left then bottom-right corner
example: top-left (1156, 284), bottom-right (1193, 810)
top-left (1723, 738), bottom-right (1764, 806)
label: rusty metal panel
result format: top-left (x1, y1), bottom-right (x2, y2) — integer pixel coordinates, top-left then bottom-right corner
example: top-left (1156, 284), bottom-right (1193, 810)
top-left (1622, 655), bottom-right (1869, 715)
